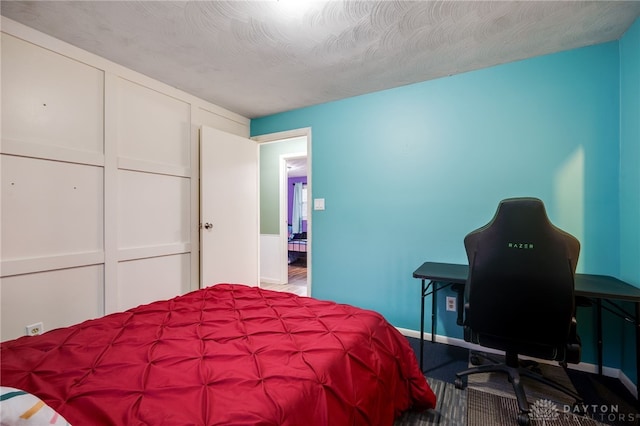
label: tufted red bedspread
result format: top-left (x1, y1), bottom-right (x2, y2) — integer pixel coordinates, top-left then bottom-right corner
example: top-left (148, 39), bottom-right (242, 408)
top-left (1, 284), bottom-right (435, 425)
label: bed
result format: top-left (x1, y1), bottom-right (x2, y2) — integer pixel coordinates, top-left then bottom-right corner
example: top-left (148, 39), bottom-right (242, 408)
top-left (288, 230), bottom-right (307, 264)
top-left (1, 284), bottom-right (436, 425)
top-left (287, 238), bottom-right (307, 253)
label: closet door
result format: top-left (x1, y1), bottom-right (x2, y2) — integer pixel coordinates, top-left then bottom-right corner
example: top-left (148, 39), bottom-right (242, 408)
top-left (200, 126), bottom-right (258, 287)
top-left (114, 77), bottom-right (191, 311)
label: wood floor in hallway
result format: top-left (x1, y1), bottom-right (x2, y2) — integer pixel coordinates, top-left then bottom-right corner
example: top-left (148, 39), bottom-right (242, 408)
top-left (261, 260), bottom-right (307, 296)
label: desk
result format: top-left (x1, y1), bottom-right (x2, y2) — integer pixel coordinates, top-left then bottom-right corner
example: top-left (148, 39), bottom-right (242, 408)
top-left (413, 261), bottom-right (640, 400)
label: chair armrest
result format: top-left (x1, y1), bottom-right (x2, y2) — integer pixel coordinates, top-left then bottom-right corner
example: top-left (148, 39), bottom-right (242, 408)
top-left (565, 317), bottom-right (581, 364)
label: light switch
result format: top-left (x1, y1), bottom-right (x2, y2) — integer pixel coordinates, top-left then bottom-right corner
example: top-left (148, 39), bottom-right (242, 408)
top-left (313, 198), bottom-right (325, 210)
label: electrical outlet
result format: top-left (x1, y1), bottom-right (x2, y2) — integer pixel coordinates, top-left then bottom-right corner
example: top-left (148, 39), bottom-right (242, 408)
top-left (446, 297), bottom-right (456, 312)
top-left (26, 322), bottom-right (43, 336)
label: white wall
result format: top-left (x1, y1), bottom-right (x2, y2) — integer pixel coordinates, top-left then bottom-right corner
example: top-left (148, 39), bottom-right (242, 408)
top-left (0, 18), bottom-right (250, 341)
top-left (260, 234), bottom-right (284, 284)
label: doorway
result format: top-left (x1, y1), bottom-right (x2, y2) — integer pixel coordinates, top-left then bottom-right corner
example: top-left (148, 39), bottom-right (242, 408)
top-left (282, 156), bottom-right (308, 295)
top-left (254, 129), bottom-right (311, 297)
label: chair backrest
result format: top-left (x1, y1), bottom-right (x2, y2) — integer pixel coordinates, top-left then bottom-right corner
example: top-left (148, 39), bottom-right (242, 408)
top-left (464, 197), bottom-right (580, 354)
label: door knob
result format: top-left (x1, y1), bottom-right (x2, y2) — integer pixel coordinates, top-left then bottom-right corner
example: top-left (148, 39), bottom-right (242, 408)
top-left (204, 223), bottom-right (213, 229)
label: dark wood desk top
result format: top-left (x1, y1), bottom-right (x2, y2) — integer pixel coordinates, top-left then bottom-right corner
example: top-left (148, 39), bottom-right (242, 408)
top-left (413, 261), bottom-right (640, 302)
top-left (413, 262), bottom-right (468, 284)
top-left (575, 274), bottom-right (640, 301)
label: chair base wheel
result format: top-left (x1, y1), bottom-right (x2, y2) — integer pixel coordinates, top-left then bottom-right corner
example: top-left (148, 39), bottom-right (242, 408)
top-left (454, 377), bottom-right (466, 389)
top-left (470, 354), bottom-right (481, 365)
top-left (517, 412), bottom-right (530, 425)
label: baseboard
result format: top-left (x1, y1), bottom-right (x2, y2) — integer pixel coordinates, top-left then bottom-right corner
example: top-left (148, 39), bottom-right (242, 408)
top-left (259, 277), bottom-right (285, 285)
top-left (396, 327), bottom-right (638, 399)
top-left (618, 370), bottom-right (639, 399)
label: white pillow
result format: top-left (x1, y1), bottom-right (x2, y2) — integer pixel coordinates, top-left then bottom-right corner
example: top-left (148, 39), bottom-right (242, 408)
top-left (0, 387), bottom-right (70, 425)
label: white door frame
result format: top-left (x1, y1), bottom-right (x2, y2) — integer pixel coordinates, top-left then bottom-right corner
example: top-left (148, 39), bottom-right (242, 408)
top-left (253, 128), bottom-right (312, 295)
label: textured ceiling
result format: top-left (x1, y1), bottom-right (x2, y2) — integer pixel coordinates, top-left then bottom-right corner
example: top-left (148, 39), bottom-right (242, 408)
top-left (2, 1), bottom-right (639, 118)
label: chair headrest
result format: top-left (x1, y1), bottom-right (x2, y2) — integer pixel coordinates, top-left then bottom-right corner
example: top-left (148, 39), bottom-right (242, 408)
top-left (491, 197), bottom-right (550, 228)
top-left (464, 197), bottom-right (580, 271)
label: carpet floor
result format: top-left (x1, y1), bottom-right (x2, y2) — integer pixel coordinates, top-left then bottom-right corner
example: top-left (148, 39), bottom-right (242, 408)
top-left (398, 338), bottom-right (638, 426)
top-left (394, 377), bottom-right (607, 426)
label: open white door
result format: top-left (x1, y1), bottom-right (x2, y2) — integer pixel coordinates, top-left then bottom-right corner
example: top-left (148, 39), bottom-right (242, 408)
top-left (200, 126), bottom-right (258, 287)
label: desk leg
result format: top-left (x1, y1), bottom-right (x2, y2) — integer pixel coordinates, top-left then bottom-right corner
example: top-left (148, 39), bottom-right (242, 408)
top-left (431, 280), bottom-right (437, 344)
top-left (420, 279), bottom-right (425, 371)
top-left (596, 298), bottom-right (603, 376)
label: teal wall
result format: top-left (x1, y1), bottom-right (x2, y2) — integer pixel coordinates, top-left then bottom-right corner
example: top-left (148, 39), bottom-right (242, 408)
top-left (620, 18), bottom-right (640, 291)
top-left (252, 37), bottom-right (636, 382)
top-left (619, 17), bottom-right (640, 388)
top-left (259, 137), bottom-right (307, 234)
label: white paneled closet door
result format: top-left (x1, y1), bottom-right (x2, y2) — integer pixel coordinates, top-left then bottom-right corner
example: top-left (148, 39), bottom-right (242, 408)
top-left (113, 77), bottom-right (192, 312)
top-left (1, 20), bottom-right (251, 340)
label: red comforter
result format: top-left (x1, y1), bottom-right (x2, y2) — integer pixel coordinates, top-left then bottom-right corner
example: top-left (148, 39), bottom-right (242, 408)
top-left (1, 284), bottom-right (436, 425)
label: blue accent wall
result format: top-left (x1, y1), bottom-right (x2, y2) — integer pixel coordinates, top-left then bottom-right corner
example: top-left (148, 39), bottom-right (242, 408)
top-left (252, 38), bottom-right (635, 382)
top-left (619, 17), bottom-right (640, 388)
top-left (620, 19), bottom-right (640, 290)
